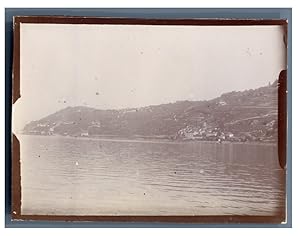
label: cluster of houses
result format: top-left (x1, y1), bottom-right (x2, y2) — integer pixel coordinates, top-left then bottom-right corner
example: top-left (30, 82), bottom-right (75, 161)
top-left (176, 124), bottom-right (235, 142)
top-left (175, 118), bottom-right (277, 143)
top-left (25, 121), bottom-right (97, 137)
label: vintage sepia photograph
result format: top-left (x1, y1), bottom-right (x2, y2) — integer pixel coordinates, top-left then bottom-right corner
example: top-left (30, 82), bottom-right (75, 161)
top-left (12, 18), bottom-right (286, 219)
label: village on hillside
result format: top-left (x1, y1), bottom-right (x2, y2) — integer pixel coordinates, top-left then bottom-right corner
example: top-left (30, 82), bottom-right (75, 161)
top-left (23, 81), bottom-right (278, 143)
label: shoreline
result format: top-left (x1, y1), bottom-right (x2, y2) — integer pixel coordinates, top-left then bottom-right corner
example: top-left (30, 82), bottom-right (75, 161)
top-left (18, 133), bottom-right (277, 146)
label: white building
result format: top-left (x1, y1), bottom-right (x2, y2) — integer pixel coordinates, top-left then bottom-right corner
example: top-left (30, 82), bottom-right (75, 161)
top-left (81, 132), bottom-right (89, 137)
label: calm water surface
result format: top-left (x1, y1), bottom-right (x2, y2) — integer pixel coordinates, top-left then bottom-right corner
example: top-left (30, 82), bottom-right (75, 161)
top-left (20, 135), bottom-right (285, 215)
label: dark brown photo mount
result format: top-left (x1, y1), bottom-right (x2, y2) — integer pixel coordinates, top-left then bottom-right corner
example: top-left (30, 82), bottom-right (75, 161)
top-left (11, 16), bottom-right (288, 224)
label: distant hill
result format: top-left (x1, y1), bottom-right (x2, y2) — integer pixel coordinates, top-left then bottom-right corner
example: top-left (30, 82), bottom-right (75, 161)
top-left (23, 81), bottom-right (278, 143)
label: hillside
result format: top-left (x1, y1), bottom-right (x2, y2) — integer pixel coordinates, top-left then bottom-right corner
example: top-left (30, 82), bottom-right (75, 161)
top-left (23, 81), bottom-right (278, 143)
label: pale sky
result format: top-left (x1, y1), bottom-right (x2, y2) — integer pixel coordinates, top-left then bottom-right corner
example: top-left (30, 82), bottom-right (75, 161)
top-left (13, 23), bottom-right (286, 132)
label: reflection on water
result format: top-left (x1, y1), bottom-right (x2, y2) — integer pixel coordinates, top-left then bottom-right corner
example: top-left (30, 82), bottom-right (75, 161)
top-left (20, 135), bottom-right (285, 215)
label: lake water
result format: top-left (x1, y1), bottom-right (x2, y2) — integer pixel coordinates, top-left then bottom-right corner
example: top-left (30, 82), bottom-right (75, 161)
top-left (20, 135), bottom-right (285, 216)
